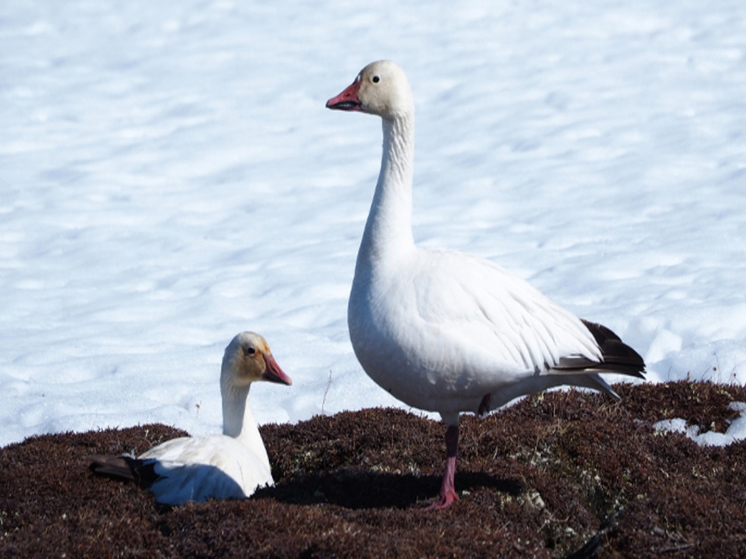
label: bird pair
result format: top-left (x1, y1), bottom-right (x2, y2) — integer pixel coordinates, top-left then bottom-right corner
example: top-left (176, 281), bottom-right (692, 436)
top-left (91, 61), bottom-right (644, 509)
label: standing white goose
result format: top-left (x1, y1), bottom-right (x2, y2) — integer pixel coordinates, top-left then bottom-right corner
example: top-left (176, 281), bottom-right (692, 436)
top-left (326, 60), bottom-right (645, 510)
top-left (90, 332), bottom-right (292, 506)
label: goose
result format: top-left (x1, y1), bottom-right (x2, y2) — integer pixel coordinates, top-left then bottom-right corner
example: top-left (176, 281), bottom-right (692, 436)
top-left (89, 332), bottom-right (291, 506)
top-left (326, 60), bottom-right (645, 509)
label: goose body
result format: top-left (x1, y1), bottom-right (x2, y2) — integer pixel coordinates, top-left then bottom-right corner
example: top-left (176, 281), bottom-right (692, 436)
top-left (90, 332), bottom-right (292, 506)
top-left (327, 60), bottom-right (645, 509)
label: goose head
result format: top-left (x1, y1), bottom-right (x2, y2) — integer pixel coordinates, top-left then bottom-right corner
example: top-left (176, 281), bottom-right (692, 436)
top-left (221, 331), bottom-right (292, 390)
top-left (326, 60), bottom-right (413, 121)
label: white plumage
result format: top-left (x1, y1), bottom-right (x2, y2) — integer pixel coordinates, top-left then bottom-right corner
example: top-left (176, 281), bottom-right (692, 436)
top-left (327, 60), bottom-right (645, 509)
top-left (90, 332), bottom-right (291, 506)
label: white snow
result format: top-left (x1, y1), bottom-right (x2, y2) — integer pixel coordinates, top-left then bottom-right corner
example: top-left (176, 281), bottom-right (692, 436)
top-left (1, 0), bottom-right (745, 448)
top-left (653, 402), bottom-right (746, 447)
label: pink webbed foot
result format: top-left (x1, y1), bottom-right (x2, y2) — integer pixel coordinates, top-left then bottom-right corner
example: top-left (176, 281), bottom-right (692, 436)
top-left (423, 424), bottom-right (460, 510)
top-left (425, 484), bottom-right (459, 510)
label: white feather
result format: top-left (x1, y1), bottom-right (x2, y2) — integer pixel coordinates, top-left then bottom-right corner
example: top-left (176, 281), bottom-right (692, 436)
top-left (134, 332), bottom-right (290, 506)
top-left (335, 61), bottom-right (623, 427)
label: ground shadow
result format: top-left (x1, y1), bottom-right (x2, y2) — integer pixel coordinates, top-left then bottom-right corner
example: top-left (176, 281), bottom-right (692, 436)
top-left (255, 468), bottom-right (524, 509)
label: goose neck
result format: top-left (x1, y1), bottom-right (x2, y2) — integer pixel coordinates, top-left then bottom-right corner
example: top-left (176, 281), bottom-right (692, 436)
top-left (380, 116), bottom-right (415, 191)
top-left (360, 115), bottom-right (416, 259)
top-left (221, 383), bottom-right (256, 445)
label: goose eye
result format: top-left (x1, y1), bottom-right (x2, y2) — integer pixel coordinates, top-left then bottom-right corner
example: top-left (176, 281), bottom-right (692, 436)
top-left (244, 346), bottom-right (256, 356)
top-left (372, 75), bottom-right (380, 83)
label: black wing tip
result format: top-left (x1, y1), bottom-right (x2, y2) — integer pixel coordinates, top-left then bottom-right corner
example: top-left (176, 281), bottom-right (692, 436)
top-left (572, 319), bottom-right (647, 379)
top-left (580, 319), bottom-right (622, 345)
top-left (88, 454), bottom-right (158, 488)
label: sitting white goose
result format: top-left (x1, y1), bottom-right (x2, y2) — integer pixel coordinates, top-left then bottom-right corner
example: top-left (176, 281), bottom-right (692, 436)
top-left (90, 332), bottom-right (291, 506)
top-left (326, 60), bottom-right (645, 509)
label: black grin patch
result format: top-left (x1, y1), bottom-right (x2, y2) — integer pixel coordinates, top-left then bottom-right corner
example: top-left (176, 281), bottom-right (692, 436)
top-left (330, 100), bottom-right (361, 110)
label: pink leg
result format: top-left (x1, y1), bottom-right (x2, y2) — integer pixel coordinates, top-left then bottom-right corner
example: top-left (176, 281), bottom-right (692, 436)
top-left (426, 424), bottom-right (459, 510)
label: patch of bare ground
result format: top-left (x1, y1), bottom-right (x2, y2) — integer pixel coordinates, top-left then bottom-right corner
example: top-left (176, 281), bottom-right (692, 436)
top-left (1, 381), bottom-right (745, 558)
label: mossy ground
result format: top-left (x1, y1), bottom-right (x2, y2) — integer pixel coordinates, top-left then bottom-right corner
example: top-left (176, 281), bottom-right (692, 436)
top-left (1, 381), bottom-right (745, 558)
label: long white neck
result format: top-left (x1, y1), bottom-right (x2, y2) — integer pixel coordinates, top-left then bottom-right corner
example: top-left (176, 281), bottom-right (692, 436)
top-left (221, 382), bottom-right (270, 469)
top-left (221, 382), bottom-right (262, 449)
top-left (357, 114), bottom-right (416, 268)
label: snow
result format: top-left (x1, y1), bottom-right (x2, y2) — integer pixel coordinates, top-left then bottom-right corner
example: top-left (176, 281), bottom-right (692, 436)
top-left (1, 0), bottom-right (745, 448)
top-left (653, 402), bottom-right (746, 447)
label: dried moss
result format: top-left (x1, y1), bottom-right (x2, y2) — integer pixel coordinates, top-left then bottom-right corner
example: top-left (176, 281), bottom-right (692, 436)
top-left (1, 381), bottom-right (745, 558)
